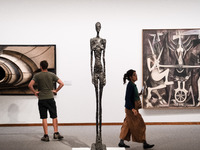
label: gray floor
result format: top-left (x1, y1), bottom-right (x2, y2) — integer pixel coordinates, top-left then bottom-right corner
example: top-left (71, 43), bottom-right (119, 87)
top-left (0, 125), bottom-right (200, 150)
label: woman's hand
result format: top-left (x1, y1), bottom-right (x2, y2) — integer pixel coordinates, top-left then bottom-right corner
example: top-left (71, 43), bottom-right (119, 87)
top-left (139, 87), bottom-right (144, 96)
top-left (132, 108), bottom-right (138, 116)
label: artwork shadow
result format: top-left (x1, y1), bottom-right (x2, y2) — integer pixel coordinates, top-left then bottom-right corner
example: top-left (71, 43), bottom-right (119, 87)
top-left (59, 136), bottom-right (89, 148)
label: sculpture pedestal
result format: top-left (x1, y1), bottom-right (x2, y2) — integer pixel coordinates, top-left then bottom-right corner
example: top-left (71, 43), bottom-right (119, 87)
top-left (72, 148), bottom-right (125, 150)
top-left (91, 143), bottom-right (106, 150)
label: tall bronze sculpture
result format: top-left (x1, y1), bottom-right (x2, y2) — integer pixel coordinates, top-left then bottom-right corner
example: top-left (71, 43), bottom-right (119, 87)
top-left (90, 22), bottom-right (106, 150)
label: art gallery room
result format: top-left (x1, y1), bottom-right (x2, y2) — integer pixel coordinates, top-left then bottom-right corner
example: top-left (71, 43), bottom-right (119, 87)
top-left (1, 0), bottom-right (200, 150)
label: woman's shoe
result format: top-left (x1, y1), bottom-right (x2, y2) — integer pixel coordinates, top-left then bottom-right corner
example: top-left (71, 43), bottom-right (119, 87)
top-left (118, 142), bottom-right (130, 148)
top-left (143, 143), bottom-right (154, 149)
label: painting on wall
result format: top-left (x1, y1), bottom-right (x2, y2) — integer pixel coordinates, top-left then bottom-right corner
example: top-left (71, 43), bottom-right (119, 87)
top-left (0, 45), bottom-right (56, 95)
top-left (142, 29), bottom-right (200, 108)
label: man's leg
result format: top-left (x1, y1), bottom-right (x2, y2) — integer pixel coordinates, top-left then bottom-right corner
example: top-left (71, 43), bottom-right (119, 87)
top-left (52, 118), bottom-right (63, 140)
top-left (41, 119), bottom-right (49, 142)
top-left (42, 119), bottom-right (48, 134)
top-left (52, 118), bottom-right (58, 133)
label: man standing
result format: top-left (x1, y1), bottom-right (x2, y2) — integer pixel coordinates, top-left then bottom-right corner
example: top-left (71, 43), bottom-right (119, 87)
top-left (28, 60), bottom-right (64, 142)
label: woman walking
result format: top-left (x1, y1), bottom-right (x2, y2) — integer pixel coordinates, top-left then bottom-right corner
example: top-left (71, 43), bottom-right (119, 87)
top-left (118, 69), bottom-right (154, 149)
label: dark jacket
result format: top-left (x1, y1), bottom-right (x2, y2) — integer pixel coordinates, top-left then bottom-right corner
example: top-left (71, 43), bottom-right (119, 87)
top-left (125, 81), bottom-right (140, 110)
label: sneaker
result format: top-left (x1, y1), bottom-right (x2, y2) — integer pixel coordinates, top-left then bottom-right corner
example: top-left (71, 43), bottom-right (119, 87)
top-left (118, 142), bottom-right (130, 148)
top-left (143, 143), bottom-right (154, 149)
top-left (41, 135), bottom-right (49, 142)
top-left (53, 132), bottom-right (64, 140)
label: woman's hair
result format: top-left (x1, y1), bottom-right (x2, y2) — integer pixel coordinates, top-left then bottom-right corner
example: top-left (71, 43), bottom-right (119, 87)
top-left (123, 69), bottom-right (136, 84)
top-left (40, 60), bottom-right (48, 70)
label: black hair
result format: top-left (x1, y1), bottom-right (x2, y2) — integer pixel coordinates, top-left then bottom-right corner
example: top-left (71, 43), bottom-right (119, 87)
top-left (40, 60), bottom-right (48, 70)
top-left (123, 69), bottom-right (136, 84)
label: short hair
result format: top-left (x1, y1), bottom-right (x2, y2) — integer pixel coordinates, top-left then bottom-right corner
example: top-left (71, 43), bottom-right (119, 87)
top-left (40, 60), bottom-right (48, 70)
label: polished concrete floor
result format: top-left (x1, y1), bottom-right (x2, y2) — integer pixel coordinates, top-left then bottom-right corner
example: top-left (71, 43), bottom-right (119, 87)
top-left (0, 125), bottom-right (200, 150)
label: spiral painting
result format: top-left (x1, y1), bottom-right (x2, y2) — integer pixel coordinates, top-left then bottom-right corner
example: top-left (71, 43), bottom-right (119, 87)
top-left (0, 45), bottom-right (56, 95)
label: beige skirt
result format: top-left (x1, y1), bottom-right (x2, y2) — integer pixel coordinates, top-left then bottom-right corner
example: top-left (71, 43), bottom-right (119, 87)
top-left (119, 108), bottom-right (146, 143)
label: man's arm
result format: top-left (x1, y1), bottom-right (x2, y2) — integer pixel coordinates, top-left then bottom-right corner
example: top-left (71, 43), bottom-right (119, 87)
top-left (52, 79), bottom-right (64, 94)
top-left (28, 80), bottom-right (39, 97)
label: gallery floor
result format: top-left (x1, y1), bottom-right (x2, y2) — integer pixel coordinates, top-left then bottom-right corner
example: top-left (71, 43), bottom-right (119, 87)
top-left (0, 125), bottom-right (199, 150)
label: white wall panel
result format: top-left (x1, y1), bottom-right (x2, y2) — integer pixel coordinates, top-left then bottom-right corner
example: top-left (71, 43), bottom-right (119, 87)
top-left (0, 0), bottom-right (200, 124)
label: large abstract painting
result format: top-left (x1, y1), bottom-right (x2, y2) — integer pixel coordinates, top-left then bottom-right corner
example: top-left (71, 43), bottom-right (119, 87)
top-left (143, 29), bottom-right (200, 108)
top-left (0, 45), bottom-right (56, 95)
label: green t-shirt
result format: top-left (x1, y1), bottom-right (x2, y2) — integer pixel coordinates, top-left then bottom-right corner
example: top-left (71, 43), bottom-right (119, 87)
top-left (32, 72), bottom-right (59, 100)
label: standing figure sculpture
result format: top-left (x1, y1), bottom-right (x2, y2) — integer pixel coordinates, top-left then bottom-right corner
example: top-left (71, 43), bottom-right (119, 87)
top-left (90, 22), bottom-right (106, 150)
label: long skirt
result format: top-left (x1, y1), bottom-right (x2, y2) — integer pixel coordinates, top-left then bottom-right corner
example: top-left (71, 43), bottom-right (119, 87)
top-left (119, 108), bottom-right (146, 143)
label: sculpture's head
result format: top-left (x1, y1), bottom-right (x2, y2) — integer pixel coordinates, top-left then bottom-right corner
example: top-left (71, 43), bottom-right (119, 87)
top-left (95, 22), bottom-right (101, 33)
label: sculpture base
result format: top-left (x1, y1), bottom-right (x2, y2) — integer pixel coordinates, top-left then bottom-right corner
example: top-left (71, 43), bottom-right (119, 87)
top-left (91, 143), bottom-right (106, 150)
top-left (72, 148), bottom-right (125, 150)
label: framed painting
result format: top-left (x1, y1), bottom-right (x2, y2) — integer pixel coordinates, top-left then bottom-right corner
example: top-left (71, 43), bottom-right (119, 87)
top-left (142, 29), bottom-right (200, 108)
top-left (0, 45), bottom-right (56, 95)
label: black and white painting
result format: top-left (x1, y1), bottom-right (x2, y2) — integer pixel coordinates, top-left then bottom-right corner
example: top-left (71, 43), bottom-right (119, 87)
top-left (143, 29), bottom-right (200, 108)
top-left (0, 45), bottom-right (56, 95)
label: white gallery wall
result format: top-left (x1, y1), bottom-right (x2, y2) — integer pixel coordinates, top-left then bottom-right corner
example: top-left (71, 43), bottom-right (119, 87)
top-left (0, 0), bottom-right (200, 124)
